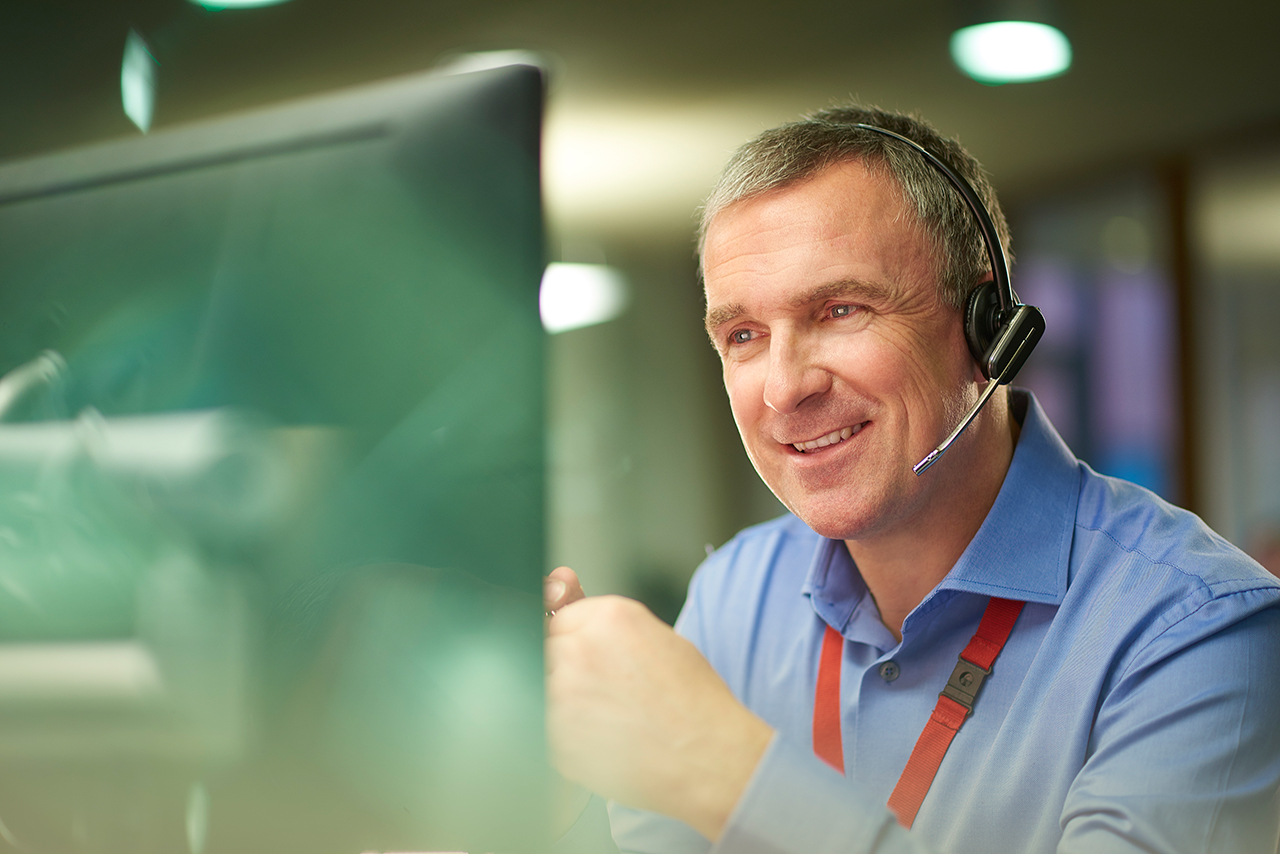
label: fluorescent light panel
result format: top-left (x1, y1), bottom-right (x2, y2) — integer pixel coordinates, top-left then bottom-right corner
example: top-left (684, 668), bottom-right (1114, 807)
top-left (951, 21), bottom-right (1072, 83)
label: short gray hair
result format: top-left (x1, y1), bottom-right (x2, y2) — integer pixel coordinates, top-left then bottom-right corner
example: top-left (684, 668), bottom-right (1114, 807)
top-left (698, 105), bottom-right (1011, 311)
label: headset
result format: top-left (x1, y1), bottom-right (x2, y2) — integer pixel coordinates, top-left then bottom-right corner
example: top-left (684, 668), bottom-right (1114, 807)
top-left (852, 124), bottom-right (1046, 475)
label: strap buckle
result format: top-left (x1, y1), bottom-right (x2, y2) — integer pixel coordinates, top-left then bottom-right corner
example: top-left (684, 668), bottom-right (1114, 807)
top-left (940, 657), bottom-right (990, 716)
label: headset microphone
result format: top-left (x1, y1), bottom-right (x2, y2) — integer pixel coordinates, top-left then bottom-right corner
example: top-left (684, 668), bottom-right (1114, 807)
top-left (852, 124), bottom-right (1046, 476)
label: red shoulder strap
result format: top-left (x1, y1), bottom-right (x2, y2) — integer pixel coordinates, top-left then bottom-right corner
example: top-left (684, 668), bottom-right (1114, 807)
top-left (812, 597), bottom-right (1025, 828)
top-left (812, 624), bottom-right (846, 773)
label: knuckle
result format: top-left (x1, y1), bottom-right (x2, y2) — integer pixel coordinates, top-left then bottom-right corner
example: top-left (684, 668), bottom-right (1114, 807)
top-left (595, 594), bottom-right (642, 622)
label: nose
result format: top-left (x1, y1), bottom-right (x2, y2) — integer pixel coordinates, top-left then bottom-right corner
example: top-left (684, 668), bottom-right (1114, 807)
top-left (763, 334), bottom-right (831, 414)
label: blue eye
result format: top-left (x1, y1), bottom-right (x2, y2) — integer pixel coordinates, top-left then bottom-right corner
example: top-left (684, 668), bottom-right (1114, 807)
top-left (730, 329), bottom-right (754, 344)
top-left (830, 304), bottom-right (854, 318)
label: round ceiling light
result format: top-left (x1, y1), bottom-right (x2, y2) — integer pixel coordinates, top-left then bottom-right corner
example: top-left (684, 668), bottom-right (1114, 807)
top-left (950, 21), bottom-right (1072, 84)
top-left (192, 0), bottom-right (291, 8)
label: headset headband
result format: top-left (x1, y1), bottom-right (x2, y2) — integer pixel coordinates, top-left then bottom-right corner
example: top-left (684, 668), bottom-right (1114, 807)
top-left (852, 123), bottom-right (1014, 318)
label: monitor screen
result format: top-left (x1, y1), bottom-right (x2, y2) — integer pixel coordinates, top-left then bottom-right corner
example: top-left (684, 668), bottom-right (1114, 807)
top-left (0, 63), bottom-right (547, 853)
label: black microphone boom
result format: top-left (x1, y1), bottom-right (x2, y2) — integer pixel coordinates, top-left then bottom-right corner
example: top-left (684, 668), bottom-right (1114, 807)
top-left (912, 304), bottom-right (1046, 475)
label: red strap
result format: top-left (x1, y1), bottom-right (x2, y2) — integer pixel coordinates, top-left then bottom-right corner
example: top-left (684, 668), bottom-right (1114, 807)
top-left (960, 596), bottom-right (1024, 670)
top-left (813, 624), bottom-right (845, 773)
top-left (812, 597), bottom-right (1024, 829)
top-left (885, 695), bottom-right (970, 828)
top-left (887, 597), bottom-right (1024, 827)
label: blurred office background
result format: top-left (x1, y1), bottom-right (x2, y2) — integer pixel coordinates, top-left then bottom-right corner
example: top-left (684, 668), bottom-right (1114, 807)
top-left (5, 0), bottom-right (1280, 622)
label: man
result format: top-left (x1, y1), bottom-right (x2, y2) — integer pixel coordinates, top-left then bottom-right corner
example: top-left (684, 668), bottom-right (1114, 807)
top-left (544, 105), bottom-right (1280, 854)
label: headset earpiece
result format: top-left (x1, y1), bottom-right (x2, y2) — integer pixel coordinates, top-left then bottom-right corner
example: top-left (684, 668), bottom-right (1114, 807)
top-left (982, 303), bottom-right (1046, 385)
top-left (964, 281), bottom-right (1046, 384)
top-left (963, 280), bottom-right (1002, 376)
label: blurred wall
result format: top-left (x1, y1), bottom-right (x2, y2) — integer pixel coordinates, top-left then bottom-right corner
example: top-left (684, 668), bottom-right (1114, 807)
top-left (1193, 143), bottom-right (1280, 557)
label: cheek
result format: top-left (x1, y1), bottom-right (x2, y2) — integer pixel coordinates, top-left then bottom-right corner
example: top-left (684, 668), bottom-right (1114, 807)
top-left (873, 320), bottom-right (969, 397)
top-left (723, 363), bottom-right (763, 419)
top-left (723, 368), bottom-right (772, 463)
top-left (726, 388), bottom-right (759, 447)
top-left (827, 330), bottom-right (927, 400)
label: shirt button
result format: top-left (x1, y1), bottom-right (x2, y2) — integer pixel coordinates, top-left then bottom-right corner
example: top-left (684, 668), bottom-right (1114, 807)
top-left (878, 660), bottom-right (900, 682)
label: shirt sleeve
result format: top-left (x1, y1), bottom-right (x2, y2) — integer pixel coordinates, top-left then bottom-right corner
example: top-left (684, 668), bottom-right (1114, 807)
top-left (712, 733), bottom-right (930, 854)
top-left (1057, 591), bottom-right (1280, 854)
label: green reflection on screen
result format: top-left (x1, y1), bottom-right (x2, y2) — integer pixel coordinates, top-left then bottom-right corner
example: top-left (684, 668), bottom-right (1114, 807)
top-left (0, 66), bottom-right (548, 853)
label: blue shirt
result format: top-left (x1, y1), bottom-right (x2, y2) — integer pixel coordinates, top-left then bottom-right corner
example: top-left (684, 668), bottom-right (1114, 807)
top-left (605, 392), bottom-right (1280, 854)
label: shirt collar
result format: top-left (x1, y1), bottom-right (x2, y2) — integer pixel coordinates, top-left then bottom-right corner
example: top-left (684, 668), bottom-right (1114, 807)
top-left (801, 538), bottom-right (861, 629)
top-left (804, 389), bottom-right (1078, 622)
top-left (935, 389), bottom-right (1078, 605)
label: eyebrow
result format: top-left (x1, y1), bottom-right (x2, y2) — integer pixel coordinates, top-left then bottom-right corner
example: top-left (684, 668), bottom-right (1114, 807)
top-left (704, 302), bottom-right (747, 336)
top-left (703, 279), bottom-right (892, 338)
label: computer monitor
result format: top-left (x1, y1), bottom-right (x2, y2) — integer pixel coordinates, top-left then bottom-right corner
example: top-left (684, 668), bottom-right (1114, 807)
top-left (0, 63), bottom-right (547, 853)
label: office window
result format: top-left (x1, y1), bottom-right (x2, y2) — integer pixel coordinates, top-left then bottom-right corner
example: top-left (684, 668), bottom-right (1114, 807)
top-left (1011, 173), bottom-right (1182, 503)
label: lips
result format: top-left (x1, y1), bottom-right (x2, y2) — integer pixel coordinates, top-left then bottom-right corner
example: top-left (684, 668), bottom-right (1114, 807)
top-left (790, 422), bottom-right (866, 453)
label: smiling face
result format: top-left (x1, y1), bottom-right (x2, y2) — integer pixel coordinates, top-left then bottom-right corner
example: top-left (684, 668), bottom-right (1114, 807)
top-left (703, 159), bottom-right (986, 542)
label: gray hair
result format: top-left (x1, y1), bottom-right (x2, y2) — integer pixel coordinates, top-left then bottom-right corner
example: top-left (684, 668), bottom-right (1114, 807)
top-left (698, 105), bottom-right (1011, 311)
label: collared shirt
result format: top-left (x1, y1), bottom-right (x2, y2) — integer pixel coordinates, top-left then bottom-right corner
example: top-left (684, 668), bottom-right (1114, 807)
top-left (606, 392), bottom-right (1280, 854)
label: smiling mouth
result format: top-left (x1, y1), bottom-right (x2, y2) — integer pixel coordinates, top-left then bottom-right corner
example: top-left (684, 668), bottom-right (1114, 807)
top-left (791, 423), bottom-right (866, 453)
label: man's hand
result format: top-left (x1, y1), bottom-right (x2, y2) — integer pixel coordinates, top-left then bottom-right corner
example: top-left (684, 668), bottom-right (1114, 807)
top-left (545, 568), bottom-right (774, 842)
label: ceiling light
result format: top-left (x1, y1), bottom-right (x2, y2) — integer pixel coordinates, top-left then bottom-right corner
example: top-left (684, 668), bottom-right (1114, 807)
top-left (950, 0), bottom-right (1071, 84)
top-left (951, 21), bottom-right (1071, 83)
top-left (121, 29), bottom-right (157, 133)
top-left (539, 263), bottom-right (629, 334)
top-left (191, 0), bottom-right (292, 9)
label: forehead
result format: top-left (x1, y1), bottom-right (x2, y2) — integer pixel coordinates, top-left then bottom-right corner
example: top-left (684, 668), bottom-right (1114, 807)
top-left (702, 160), bottom-right (937, 307)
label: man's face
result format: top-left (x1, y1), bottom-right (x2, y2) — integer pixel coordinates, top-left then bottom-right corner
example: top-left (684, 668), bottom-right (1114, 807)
top-left (702, 159), bottom-right (980, 541)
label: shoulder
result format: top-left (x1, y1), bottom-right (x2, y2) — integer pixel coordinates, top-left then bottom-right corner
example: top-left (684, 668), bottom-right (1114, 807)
top-left (675, 513), bottom-right (819, 661)
top-left (1065, 464), bottom-right (1280, 667)
top-left (683, 513), bottom-right (816, 609)
top-left (1073, 464), bottom-right (1273, 592)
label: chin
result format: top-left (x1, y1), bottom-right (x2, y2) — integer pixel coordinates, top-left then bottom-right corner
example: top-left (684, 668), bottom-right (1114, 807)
top-left (781, 495), bottom-right (883, 542)
top-left (775, 471), bottom-right (925, 543)
top-left (802, 516), bottom-right (875, 542)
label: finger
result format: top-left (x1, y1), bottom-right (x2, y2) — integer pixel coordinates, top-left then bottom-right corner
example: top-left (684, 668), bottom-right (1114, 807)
top-left (544, 565), bottom-right (586, 612)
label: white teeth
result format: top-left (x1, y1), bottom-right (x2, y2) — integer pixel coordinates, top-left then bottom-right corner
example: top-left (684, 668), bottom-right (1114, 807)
top-left (793, 424), bottom-right (861, 453)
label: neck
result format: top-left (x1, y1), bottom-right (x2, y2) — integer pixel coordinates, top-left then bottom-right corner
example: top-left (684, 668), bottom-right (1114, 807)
top-left (845, 392), bottom-right (1020, 642)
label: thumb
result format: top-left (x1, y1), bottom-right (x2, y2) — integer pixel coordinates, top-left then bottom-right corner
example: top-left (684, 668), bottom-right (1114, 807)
top-left (544, 566), bottom-right (586, 612)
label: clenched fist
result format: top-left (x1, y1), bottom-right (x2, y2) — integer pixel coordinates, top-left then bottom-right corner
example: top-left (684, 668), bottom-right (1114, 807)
top-left (544, 567), bottom-right (773, 841)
